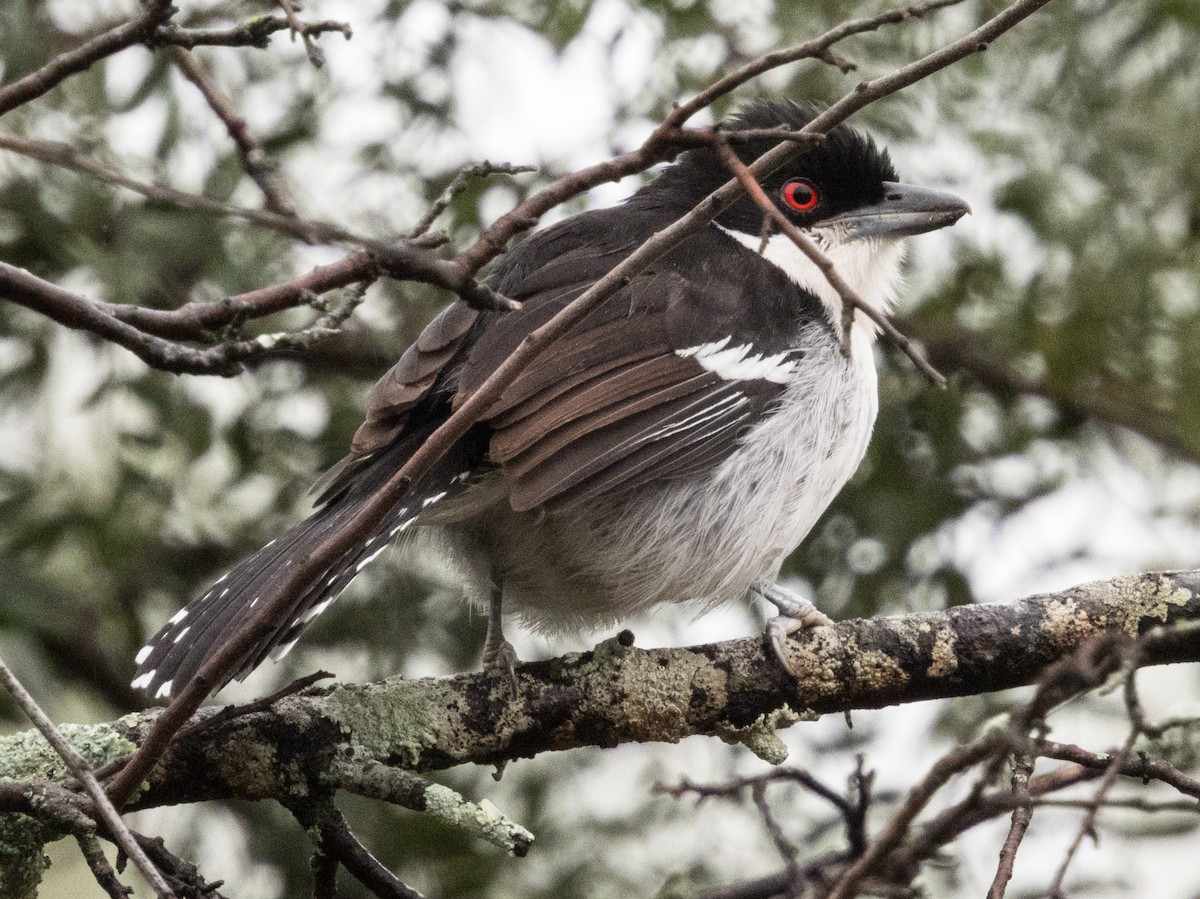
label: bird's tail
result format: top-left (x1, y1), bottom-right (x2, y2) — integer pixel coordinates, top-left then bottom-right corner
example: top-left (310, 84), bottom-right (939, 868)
top-left (131, 428), bottom-right (484, 701)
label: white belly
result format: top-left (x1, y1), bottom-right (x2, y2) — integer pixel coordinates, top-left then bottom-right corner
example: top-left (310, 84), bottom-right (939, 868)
top-left (468, 320), bottom-right (880, 631)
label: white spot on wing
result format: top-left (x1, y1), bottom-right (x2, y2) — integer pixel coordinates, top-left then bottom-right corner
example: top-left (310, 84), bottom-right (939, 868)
top-left (135, 645), bottom-right (153, 665)
top-left (421, 491), bottom-right (447, 507)
top-left (131, 671), bottom-right (154, 690)
top-left (677, 339), bottom-right (797, 384)
top-left (172, 626), bottom-right (190, 644)
top-left (155, 680), bottom-right (173, 699)
top-left (168, 608), bottom-right (188, 625)
top-left (270, 639), bottom-right (299, 662)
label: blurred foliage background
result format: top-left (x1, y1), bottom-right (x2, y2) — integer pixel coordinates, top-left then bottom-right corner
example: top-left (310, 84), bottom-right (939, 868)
top-left (1, 0), bottom-right (1199, 896)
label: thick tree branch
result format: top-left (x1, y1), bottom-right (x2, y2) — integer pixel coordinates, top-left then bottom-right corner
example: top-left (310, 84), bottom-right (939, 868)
top-left (0, 570), bottom-right (1190, 816)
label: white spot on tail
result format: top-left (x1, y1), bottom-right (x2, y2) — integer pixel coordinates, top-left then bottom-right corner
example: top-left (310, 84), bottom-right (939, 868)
top-left (355, 546), bottom-right (387, 572)
top-left (270, 639), bottom-right (299, 662)
top-left (172, 626), bottom-right (190, 644)
top-left (301, 598), bottom-right (334, 625)
top-left (422, 491), bottom-right (447, 507)
top-left (131, 671), bottom-right (154, 690)
top-left (390, 516), bottom-right (417, 537)
top-left (168, 608), bottom-right (188, 625)
top-left (154, 680), bottom-right (173, 699)
top-left (135, 645), bottom-right (153, 665)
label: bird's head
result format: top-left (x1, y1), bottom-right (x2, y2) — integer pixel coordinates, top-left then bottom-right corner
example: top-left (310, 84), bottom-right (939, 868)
top-left (645, 101), bottom-right (969, 327)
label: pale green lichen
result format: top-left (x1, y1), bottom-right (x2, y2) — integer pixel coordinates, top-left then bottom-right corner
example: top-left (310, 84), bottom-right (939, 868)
top-left (321, 679), bottom-right (443, 766)
top-left (594, 645), bottom-right (728, 743)
top-left (0, 724), bottom-right (135, 783)
top-left (1104, 573), bottom-right (1195, 636)
top-left (849, 648), bottom-right (909, 693)
top-left (1039, 597), bottom-right (1091, 644)
top-left (0, 815), bottom-right (50, 899)
top-left (927, 626), bottom-right (959, 679)
top-left (0, 724), bottom-right (136, 898)
top-left (422, 785), bottom-right (534, 854)
top-left (716, 706), bottom-right (811, 765)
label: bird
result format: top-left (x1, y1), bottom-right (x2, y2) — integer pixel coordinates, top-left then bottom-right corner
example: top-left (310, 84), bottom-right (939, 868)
top-left (131, 101), bottom-right (969, 701)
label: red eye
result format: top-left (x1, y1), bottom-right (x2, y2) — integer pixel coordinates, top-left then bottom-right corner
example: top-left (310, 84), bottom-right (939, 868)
top-left (781, 179), bottom-right (819, 212)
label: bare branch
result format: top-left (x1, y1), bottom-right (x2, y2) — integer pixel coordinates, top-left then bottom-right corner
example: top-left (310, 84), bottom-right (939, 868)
top-left (407, 161), bottom-right (538, 239)
top-left (291, 800), bottom-right (426, 899)
top-left (152, 17), bottom-right (351, 51)
top-left (827, 732), bottom-right (1008, 899)
top-left (1039, 742), bottom-right (1200, 800)
top-left (0, 0), bottom-right (175, 117)
top-left (659, 0), bottom-right (965, 130)
top-left (168, 47), bottom-right (299, 218)
top-left (74, 834), bottom-right (133, 899)
top-left (0, 657), bottom-right (175, 898)
top-left (986, 754), bottom-right (1035, 899)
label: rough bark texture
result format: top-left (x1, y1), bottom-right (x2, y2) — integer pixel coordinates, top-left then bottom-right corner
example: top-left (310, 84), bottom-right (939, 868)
top-left (14, 571), bottom-right (1200, 793)
top-left (0, 568), bottom-right (1196, 889)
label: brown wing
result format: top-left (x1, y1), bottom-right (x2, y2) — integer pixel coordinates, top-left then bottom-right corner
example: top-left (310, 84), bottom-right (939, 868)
top-left (350, 302), bottom-right (479, 457)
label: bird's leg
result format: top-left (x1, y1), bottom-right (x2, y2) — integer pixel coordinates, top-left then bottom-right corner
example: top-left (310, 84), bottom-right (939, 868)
top-left (482, 584), bottom-right (520, 693)
top-left (751, 580), bottom-right (834, 677)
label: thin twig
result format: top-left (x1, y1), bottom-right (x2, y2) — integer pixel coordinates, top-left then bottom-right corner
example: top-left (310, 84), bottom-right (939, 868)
top-left (826, 733), bottom-right (1008, 899)
top-left (276, 0), bottom-right (328, 67)
top-left (133, 832), bottom-right (230, 899)
top-left (168, 46), bottom-right (298, 218)
top-left (293, 800), bottom-right (426, 899)
top-left (1045, 657), bottom-right (1144, 897)
top-left (153, 17), bottom-right (352, 51)
top-left (987, 753), bottom-right (1035, 899)
top-left (0, 658), bottom-right (176, 898)
top-left (75, 833), bottom-right (133, 899)
top-left (406, 162), bottom-right (537, 239)
top-left (0, 0), bottom-right (175, 116)
top-left (658, 0), bottom-right (965, 132)
top-left (750, 781), bottom-right (803, 897)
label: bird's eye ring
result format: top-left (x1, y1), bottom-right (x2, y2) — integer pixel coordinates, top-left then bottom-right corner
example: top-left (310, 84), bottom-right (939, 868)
top-left (781, 179), bottom-right (819, 212)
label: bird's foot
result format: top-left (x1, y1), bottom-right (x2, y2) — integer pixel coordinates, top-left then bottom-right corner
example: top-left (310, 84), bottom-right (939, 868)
top-left (482, 632), bottom-right (520, 696)
top-left (751, 581), bottom-right (834, 677)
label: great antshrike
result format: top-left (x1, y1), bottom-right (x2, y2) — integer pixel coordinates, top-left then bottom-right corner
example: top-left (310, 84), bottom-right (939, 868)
top-left (132, 102), bottom-right (969, 700)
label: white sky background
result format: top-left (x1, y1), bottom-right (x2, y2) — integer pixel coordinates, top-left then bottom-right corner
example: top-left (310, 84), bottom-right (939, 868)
top-left (23, 0), bottom-right (1200, 896)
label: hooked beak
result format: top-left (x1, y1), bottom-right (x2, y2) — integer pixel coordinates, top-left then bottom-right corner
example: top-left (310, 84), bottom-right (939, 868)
top-left (824, 182), bottom-right (970, 240)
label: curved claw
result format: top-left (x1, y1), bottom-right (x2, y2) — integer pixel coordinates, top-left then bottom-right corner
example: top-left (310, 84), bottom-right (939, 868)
top-left (751, 581), bottom-right (834, 677)
top-left (482, 635), bottom-right (520, 696)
